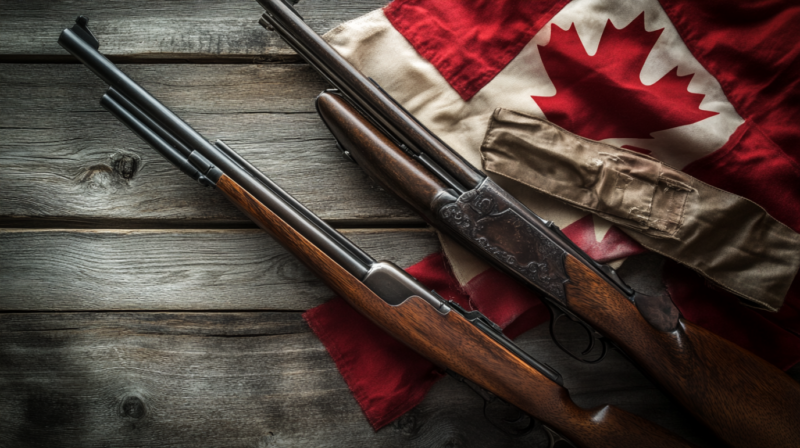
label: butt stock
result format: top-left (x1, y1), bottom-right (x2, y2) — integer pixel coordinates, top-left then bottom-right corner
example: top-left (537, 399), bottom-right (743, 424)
top-left (316, 91), bottom-right (800, 448)
top-left (564, 256), bottom-right (800, 448)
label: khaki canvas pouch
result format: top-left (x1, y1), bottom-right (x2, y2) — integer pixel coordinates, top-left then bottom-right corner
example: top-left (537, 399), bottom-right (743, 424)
top-left (480, 108), bottom-right (800, 311)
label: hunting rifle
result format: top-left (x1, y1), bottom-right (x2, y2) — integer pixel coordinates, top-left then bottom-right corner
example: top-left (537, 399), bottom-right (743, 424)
top-left (255, 1), bottom-right (800, 447)
top-left (57, 15), bottom-right (697, 448)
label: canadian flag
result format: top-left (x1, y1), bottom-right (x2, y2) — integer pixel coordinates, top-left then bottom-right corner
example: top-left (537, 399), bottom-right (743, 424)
top-left (329, 0), bottom-right (800, 254)
top-left (308, 0), bottom-right (800, 429)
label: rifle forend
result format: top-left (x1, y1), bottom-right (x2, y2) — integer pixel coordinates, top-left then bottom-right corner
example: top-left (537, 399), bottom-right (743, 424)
top-left (59, 15), bottom-right (696, 448)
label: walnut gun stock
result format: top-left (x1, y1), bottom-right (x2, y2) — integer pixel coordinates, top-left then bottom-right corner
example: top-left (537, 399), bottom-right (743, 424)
top-left (58, 16), bottom-right (697, 448)
top-left (314, 90), bottom-right (800, 448)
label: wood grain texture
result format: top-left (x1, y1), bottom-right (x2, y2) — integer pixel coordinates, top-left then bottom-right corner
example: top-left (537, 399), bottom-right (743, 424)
top-left (563, 254), bottom-right (800, 448)
top-left (0, 312), bottom-right (537, 448)
top-left (0, 0), bottom-right (384, 60)
top-left (0, 312), bottom-right (751, 448)
top-left (0, 228), bottom-right (438, 311)
top-left (0, 63), bottom-right (418, 225)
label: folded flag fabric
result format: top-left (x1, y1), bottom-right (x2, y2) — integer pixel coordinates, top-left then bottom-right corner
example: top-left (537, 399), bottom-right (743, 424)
top-left (304, 0), bottom-right (800, 430)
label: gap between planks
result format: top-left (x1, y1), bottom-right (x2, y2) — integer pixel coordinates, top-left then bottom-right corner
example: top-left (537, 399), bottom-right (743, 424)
top-left (0, 54), bottom-right (307, 64)
top-left (0, 218), bottom-right (429, 230)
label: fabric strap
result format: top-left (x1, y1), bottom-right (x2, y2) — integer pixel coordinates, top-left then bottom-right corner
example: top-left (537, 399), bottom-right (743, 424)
top-left (481, 108), bottom-right (800, 311)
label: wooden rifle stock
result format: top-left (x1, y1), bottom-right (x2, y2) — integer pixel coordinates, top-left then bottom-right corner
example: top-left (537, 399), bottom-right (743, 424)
top-left (215, 173), bottom-right (693, 448)
top-left (315, 91), bottom-right (800, 448)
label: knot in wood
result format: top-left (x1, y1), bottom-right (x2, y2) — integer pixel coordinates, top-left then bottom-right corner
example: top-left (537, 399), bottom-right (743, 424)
top-left (75, 152), bottom-right (142, 189)
top-left (112, 153), bottom-right (140, 180)
top-left (392, 410), bottom-right (420, 436)
top-left (120, 395), bottom-right (146, 419)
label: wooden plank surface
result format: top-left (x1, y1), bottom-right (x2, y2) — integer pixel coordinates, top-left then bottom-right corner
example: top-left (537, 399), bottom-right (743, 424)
top-left (0, 63), bottom-right (417, 226)
top-left (0, 0), bottom-right (384, 60)
top-left (0, 228), bottom-right (438, 310)
top-left (0, 312), bottom-right (747, 448)
top-left (2, 1), bottom-right (798, 447)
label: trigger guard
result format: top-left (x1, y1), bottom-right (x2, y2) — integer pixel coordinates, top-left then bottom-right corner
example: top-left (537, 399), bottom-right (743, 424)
top-left (548, 307), bottom-right (608, 364)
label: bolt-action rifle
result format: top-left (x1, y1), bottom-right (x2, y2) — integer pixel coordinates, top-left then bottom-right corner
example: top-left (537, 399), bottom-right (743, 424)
top-left (255, 1), bottom-right (800, 447)
top-left (58, 16), bottom-right (697, 448)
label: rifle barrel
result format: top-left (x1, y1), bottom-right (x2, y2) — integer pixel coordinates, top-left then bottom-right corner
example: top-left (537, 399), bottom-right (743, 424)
top-left (55, 15), bottom-right (376, 280)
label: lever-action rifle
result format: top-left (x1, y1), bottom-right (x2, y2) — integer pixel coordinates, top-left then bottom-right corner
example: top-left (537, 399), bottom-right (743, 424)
top-left (255, 1), bottom-right (800, 447)
top-left (58, 16), bottom-right (696, 448)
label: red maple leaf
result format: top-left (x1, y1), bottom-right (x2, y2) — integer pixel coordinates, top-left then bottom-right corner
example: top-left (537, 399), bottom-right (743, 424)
top-left (532, 13), bottom-right (718, 141)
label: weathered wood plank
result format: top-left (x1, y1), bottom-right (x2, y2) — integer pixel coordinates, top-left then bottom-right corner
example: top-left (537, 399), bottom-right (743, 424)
top-left (0, 312), bottom-right (755, 447)
top-left (0, 63), bottom-right (418, 225)
top-left (0, 228), bottom-right (438, 311)
top-left (0, 0), bottom-right (384, 60)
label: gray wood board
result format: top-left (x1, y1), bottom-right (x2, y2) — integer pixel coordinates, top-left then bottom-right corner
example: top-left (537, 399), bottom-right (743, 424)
top-left (0, 0), bottom-right (384, 60)
top-left (0, 63), bottom-right (418, 225)
top-left (0, 312), bottom-right (749, 448)
top-left (0, 228), bottom-right (439, 311)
